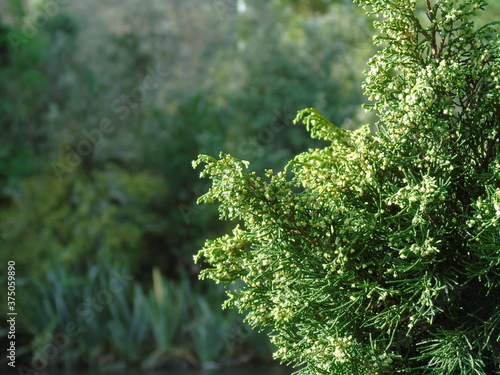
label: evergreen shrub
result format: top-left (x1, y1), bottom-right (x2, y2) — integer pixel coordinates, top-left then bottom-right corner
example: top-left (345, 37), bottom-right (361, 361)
top-left (194, 0), bottom-right (500, 373)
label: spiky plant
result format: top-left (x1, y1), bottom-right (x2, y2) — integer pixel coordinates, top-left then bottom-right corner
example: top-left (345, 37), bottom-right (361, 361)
top-left (193, 1), bottom-right (500, 373)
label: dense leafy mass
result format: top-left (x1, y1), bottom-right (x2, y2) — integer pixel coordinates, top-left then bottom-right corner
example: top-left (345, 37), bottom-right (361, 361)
top-left (194, 1), bottom-right (500, 374)
top-left (1, 0), bottom-right (375, 368)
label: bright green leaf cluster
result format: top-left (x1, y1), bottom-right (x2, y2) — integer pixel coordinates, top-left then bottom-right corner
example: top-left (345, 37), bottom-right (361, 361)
top-left (194, 1), bottom-right (500, 374)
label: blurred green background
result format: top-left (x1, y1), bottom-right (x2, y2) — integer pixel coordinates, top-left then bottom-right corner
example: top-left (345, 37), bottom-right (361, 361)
top-left (3, 0), bottom-right (494, 372)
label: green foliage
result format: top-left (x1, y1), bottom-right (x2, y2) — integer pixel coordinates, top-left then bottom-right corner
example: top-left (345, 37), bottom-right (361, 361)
top-left (0, 0), bottom-right (374, 259)
top-left (274, 0), bottom-right (342, 14)
top-left (0, 166), bottom-right (169, 277)
top-left (0, 3), bottom-right (79, 185)
top-left (194, 1), bottom-right (500, 374)
top-left (1, 0), bottom-right (375, 282)
top-left (0, 28), bottom-right (44, 182)
top-left (5, 0), bottom-right (498, 370)
top-left (17, 262), bottom-right (269, 369)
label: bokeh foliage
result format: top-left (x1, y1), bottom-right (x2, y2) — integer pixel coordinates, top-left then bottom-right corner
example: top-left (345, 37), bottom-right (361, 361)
top-left (18, 262), bottom-right (273, 369)
top-left (1, 0), bottom-right (375, 368)
top-left (194, 0), bottom-right (500, 374)
top-left (0, 0), bottom-right (374, 278)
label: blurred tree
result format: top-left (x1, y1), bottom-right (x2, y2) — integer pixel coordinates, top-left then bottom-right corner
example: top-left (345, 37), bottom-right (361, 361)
top-left (274, 0), bottom-right (338, 13)
top-left (0, 165), bottom-right (170, 279)
top-left (1, 0), bottom-right (373, 284)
